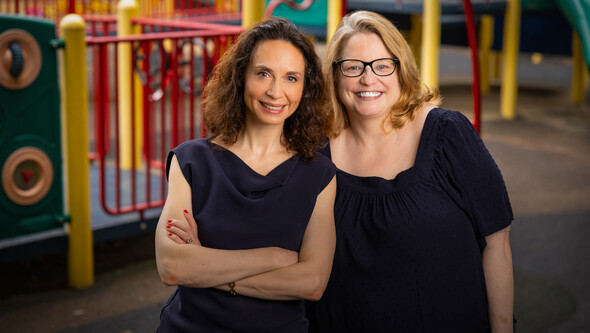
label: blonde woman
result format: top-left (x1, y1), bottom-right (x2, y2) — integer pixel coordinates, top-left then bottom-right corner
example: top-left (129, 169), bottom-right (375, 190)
top-left (307, 11), bottom-right (514, 333)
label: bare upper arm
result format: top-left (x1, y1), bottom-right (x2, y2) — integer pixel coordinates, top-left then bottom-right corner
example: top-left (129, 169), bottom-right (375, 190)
top-left (156, 155), bottom-right (193, 247)
top-left (299, 176), bottom-right (337, 263)
top-left (484, 225), bottom-right (511, 253)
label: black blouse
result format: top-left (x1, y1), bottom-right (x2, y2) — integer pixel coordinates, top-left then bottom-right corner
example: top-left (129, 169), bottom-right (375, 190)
top-left (159, 138), bottom-right (336, 333)
top-left (307, 108), bottom-right (513, 333)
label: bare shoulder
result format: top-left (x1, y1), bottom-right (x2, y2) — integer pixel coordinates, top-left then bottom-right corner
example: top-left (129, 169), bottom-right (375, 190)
top-left (407, 103), bottom-right (436, 133)
top-left (417, 103), bottom-right (437, 123)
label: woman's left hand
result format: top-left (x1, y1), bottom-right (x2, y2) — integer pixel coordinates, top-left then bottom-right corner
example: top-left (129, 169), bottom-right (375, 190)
top-left (166, 210), bottom-right (201, 246)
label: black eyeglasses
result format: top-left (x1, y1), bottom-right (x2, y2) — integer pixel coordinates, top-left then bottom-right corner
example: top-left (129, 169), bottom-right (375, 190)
top-left (334, 58), bottom-right (399, 77)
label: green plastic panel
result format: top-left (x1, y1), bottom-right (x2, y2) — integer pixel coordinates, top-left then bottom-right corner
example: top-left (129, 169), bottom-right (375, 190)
top-left (0, 15), bottom-right (64, 240)
top-left (266, 0), bottom-right (327, 27)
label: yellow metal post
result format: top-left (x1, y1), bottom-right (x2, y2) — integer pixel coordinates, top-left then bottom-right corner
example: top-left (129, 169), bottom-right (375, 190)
top-left (420, 0), bottom-right (440, 89)
top-left (492, 50), bottom-right (501, 79)
top-left (327, 0), bottom-right (342, 43)
top-left (500, 0), bottom-right (520, 120)
top-left (410, 14), bottom-right (422, 68)
top-left (60, 14), bottom-right (94, 289)
top-left (117, 0), bottom-right (142, 169)
top-left (479, 15), bottom-right (494, 94)
top-left (242, 0), bottom-right (264, 28)
top-left (572, 30), bottom-right (588, 104)
top-left (137, 0), bottom-right (147, 16)
top-left (165, 0), bottom-right (174, 17)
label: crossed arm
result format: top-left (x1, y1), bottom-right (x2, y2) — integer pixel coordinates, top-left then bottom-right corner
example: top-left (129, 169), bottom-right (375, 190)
top-left (155, 155), bottom-right (337, 301)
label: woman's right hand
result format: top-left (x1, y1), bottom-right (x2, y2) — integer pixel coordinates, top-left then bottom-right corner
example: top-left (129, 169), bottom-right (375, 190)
top-left (166, 209), bottom-right (201, 246)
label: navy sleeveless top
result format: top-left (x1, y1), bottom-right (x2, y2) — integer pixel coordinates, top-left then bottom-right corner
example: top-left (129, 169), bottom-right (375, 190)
top-left (307, 108), bottom-right (513, 332)
top-left (158, 138), bottom-right (336, 333)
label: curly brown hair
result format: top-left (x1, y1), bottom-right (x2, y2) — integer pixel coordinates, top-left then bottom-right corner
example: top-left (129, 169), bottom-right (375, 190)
top-left (325, 11), bottom-right (441, 137)
top-left (202, 18), bottom-right (329, 160)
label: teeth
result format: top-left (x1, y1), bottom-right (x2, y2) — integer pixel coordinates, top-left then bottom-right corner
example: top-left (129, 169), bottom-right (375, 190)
top-left (357, 92), bottom-right (381, 97)
top-left (262, 103), bottom-right (283, 111)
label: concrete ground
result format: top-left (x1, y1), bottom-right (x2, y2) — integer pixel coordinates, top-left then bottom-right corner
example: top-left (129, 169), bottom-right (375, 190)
top-left (1, 46), bottom-right (589, 333)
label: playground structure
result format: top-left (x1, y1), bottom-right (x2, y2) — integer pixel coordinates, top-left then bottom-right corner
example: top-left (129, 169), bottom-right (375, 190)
top-left (0, 0), bottom-right (589, 289)
top-left (0, 0), bottom-right (240, 21)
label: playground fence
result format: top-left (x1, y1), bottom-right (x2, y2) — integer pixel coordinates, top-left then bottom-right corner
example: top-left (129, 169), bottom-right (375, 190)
top-left (84, 16), bottom-right (240, 218)
top-left (0, 0), bottom-right (240, 25)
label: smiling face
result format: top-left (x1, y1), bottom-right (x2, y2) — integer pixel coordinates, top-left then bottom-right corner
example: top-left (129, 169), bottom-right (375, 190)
top-left (243, 39), bottom-right (305, 128)
top-left (337, 32), bottom-right (401, 122)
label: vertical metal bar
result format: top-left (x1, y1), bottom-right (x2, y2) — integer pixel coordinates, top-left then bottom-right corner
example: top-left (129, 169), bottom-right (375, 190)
top-left (103, 22), bottom-right (111, 155)
top-left (171, 38), bottom-right (179, 147)
top-left (242, 0), bottom-right (264, 28)
top-left (571, 30), bottom-right (588, 104)
top-left (189, 37), bottom-right (195, 139)
top-left (420, 0), bottom-right (440, 89)
top-left (201, 36), bottom-right (209, 138)
top-left (97, 42), bottom-right (109, 218)
top-left (179, 38), bottom-right (185, 143)
top-left (500, 0), bottom-right (521, 120)
top-left (479, 15), bottom-right (493, 94)
top-left (114, 42), bottom-right (122, 212)
top-left (68, 0), bottom-right (75, 13)
top-left (142, 40), bottom-right (152, 206)
top-left (327, 0), bottom-right (342, 43)
top-left (462, 0), bottom-right (481, 133)
top-left (92, 26), bottom-right (102, 161)
top-left (159, 39), bottom-right (167, 201)
top-left (131, 43), bottom-right (137, 209)
top-left (60, 13), bottom-right (94, 289)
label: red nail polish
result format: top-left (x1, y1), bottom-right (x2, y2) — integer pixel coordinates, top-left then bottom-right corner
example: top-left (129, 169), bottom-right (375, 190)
top-left (168, 219), bottom-right (172, 223)
top-left (168, 233), bottom-right (172, 237)
top-left (184, 209), bottom-right (189, 214)
top-left (167, 225), bottom-right (171, 229)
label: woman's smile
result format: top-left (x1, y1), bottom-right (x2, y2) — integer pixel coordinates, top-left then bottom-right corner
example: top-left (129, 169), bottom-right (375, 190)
top-left (260, 101), bottom-right (285, 113)
top-left (355, 91), bottom-right (382, 98)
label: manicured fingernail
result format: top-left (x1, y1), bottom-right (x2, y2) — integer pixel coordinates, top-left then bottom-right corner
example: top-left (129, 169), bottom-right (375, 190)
top-left (168, 233), bottom-right (172, 237)
top-left (184, 209), bottom-right (188, 214)
top-left (168, 219), bottom-right (172, 223)
top-left (166, 225), bottom-right (171, 229)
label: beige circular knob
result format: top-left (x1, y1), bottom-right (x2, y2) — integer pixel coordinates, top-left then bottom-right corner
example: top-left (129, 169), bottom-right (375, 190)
top-left (2, 147), bottom-right (54, 206)
top-left (0, 29), bottom-right (42, 90)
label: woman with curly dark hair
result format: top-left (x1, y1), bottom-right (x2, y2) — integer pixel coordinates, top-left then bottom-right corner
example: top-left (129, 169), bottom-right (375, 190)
top-left (155, 18), bottom-right (337, 332)
top-left (203, 18), bottom-right (330, 160)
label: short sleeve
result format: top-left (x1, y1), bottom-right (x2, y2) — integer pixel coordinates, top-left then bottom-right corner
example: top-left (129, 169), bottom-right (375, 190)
top-left (166, 142), bottom-right (194, 185)
top-left (165, 139), bottom-right (217, 192)
top-left (313, 152), bottom-right (337, 192)
top-left (435, 111), bottom-right (513, 248)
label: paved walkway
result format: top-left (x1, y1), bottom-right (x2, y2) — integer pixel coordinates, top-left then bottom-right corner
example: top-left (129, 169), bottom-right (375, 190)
top-left (1, 47), bottom-right (589, 333)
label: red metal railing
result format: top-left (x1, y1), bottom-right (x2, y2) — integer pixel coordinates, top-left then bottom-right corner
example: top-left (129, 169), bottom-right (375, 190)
top-left (85, 20), bottom-right (241, 217)
top-left (0, 0), bottom-right (118, 21)
top-left (0, 0), bottom-right (239, 24)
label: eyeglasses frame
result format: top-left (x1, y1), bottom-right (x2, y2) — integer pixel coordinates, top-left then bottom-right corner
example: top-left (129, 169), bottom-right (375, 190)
top-left (334, 58), bottom-right (399, 77)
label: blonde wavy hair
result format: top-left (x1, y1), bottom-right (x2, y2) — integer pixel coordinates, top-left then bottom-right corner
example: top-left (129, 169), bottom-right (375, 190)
top-left (324, 10), bottom-right (440, 137)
